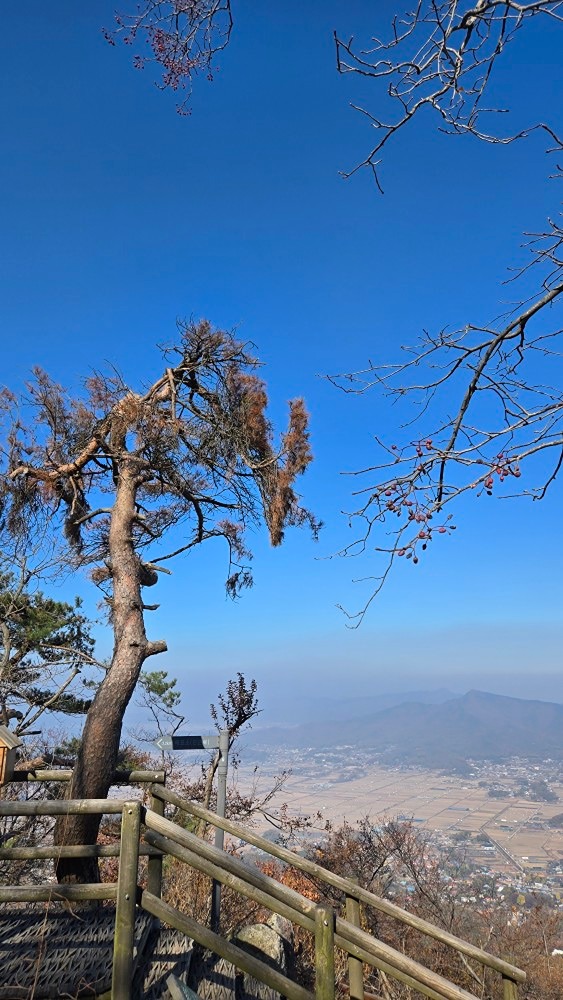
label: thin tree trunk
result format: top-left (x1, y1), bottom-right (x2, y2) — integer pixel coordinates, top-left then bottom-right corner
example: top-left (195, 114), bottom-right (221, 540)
top-left (194, 750), bottom-right (221, 838)
top-left (54, 464), bottom-right (166, 883)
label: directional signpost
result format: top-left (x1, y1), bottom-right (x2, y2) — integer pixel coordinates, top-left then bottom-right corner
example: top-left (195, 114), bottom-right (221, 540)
top-left (153, 735), bottom-right (221, 752)
top-left (154, 728), bottom-right (229, 931)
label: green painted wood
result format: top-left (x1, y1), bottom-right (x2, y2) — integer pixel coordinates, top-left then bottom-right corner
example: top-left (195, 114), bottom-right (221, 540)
top-left (144, 827), bottom-right (312, 930)
top-left (0, 798), bottom-right (126, 815)
top-left (112, 801), bottom-right (142, 1000)
top-left (503, 976), bottom-right (519, 1000)
top-left (345, 887), bottom-right (364, 1000)
top-left (0, 843), bottom-right (159, 860)
top-left (147, 791), bottom-right (165, 898)
top-left (0, 883), bottom-right (117, 903)
top-left (0, 785), bottom-right (524, 1000)
top-left (335, 920), bottom-right (480, 1000)
top-left (151, 785), bottom-right (525, 985)
top-left (144, 825), bottom-right (474, 1000)
top-left (10, 769), bottom-right (165, 784)
top-left (145, 808), bottom-right (320, 924)
top-left (144, 807), bottom-right (479, 1000)
top-left (333, 928), bottom-right (468, 1000)
top-left (167, 974), bottom-right (201, 1000)
top-left (315, 906), bottom-right (335, 1000)
top-left (141, 890), bottom-right (313, 1000)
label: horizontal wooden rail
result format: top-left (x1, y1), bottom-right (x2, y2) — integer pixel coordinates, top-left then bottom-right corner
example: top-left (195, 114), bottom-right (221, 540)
top-left (144, 828), bottom-right (311, 931)
top-left (143, 808), bottom-right (478, 1000)
top-left (143, 828), bottom-right (468, 1000)
top-left (0, 843), bottom-right (161, 861)
top-left (152, 785), bottom-right (525, 985)
top-left (10, 769), bottom-right (165, 784)
top-left (0, 798), bottom-right (129, 816)
top-left (141, 889), bottom-right (314, 1000)
top-left (0, 882), bottom-right (118, 903)
top-left (0, 790), bottom-right (520, 1000)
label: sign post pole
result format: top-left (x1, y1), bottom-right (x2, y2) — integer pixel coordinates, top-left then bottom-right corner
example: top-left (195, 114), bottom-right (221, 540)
top-left (153, 728), bottom-right (230, 931)
top-left (210, 728), bottom-right (230, 932)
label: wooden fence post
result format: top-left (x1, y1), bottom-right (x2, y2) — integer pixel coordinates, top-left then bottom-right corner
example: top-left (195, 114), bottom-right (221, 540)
top-left (147, 782), bottom-right (165, 898)
top-left (345, 881), bottom-right (364, 1000)
top-left (315, 904), bottom-right (335, 1000)
top-left (112, 801), bottom-right (141, 1000)
top-left (502, 976), bottom-right (519, 1000)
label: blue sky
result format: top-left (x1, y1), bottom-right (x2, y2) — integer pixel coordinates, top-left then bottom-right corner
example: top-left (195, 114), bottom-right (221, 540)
top-left (2, 2), bottom-right (562, 726)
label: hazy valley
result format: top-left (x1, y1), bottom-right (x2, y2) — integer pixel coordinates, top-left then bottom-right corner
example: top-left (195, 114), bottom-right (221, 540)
top-left (246, 689), bottom-right (563, 769)
top-left (233, 689), bottom-right (563, 905)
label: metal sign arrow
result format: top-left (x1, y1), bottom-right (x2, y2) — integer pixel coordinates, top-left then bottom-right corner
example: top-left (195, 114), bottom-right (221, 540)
top-left (152, 728), bottom-right (229, 933)
top-left (153, 735), bottom-right (174, 751)
top-left (153, 734), bottom-right (221, 752)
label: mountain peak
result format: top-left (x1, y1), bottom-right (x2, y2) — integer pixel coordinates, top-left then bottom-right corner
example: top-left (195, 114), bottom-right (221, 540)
top-left (250, 690), bottom-right (563, 767)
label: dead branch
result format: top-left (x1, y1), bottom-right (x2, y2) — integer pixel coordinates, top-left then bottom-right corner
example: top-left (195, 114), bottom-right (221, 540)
top-left (106, 0), bottom-right (233, 113)
top-left (335, 0), bottom-right (563, 188)
top-left (329, 219), bottom-right (563, 622)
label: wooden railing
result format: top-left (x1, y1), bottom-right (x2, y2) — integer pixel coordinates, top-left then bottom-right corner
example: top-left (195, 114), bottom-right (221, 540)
top-left (0, 774), bottom-right (526, 1000)
top-left (148, 784), bottom-right (526, 1000)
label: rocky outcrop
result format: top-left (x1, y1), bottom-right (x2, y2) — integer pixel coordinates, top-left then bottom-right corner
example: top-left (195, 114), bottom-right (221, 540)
top-left (189, 916), bottom-right (294, 1000)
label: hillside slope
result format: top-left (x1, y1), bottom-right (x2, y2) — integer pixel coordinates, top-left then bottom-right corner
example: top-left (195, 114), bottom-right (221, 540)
top-left (250, 690), bottom-right (563, 767)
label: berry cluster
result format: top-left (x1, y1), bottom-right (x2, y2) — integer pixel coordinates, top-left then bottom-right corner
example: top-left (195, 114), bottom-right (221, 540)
top-left (483, 453), bottom-right (521, 494)
top-left (377, 479), bottom-right (452, 564)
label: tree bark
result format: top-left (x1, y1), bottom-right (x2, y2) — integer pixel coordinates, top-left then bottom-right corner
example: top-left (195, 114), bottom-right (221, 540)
top-left (54, 463), bottom-right (166, 883)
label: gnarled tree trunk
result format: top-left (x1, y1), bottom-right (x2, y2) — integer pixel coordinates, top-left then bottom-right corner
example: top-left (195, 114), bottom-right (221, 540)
top-left (54, 463), bottom-right (166, 883)
top-left (3, 324), bottom-right (316, 884)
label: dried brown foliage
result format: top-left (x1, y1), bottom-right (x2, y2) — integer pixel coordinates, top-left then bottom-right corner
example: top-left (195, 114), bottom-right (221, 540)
top-left (2, 320), bottom-right (318, 588)
top-left (299, 817), bottom-right (563, 1000)
top-left (0, 321), bottom-right (317, 878)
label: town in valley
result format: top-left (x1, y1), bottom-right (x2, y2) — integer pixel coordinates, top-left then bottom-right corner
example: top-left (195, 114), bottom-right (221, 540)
top-left (236, 742), bottom-right (563, 908)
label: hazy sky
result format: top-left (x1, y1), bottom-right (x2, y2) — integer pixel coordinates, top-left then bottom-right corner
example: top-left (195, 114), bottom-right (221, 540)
top-left (2, 3), bottom-right (562, 732)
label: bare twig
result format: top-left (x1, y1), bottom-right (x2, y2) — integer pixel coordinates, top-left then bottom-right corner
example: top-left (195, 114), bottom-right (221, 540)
top-left (335, 1), bottom-right (563, 187)
top-left (106, 0), bottom-right (233, 113)
top-left (328, 218), bottom-right (563, 621)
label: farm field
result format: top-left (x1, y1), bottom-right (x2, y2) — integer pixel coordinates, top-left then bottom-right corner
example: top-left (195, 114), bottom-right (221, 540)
top-left (236, 751), bottom-right (563, 876)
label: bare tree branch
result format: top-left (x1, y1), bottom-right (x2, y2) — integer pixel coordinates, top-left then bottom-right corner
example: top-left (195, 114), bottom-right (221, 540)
top-left (1, 319), bottom-right (318, 881)
top-left (106, 0), bottom-right (233, 113)
top-left (335, 0), bottom-right (563, 188)
top-left (329, 218), bottom-right (563, 622)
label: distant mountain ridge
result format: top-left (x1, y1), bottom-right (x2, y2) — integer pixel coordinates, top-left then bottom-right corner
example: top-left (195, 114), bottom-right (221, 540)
top-left (249, 690), bottom-right (563, 768)
top-left (252, 688), bottom-right (456, 733)
top-left (305, 689), bottom-right (456, 723)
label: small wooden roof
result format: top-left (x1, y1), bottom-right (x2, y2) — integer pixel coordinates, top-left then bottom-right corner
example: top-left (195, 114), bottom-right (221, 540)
top-left (0, 724), bottom-right (23, 749)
